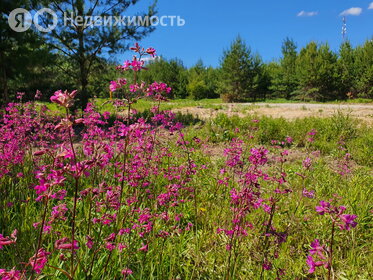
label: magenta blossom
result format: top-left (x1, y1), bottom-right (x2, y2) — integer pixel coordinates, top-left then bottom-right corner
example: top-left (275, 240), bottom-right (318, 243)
top-left (109, 81), bottom-right (119, 92)
top-left (315, 200), bottom-right (358, 230)
top-left (55, 237), bottom-right (79, 250)
top-left (16, 92), bottom-right (25, 100)
top-left (121, 268), bottom-right (133, 278)
top-left (86, 236), bottom-right (94, 249)
top-left (306, 255), bottom-right (327, 274)
top-left (50, 90), bottom-right (77, 108)
top-left (315, 200), bottom-right (331, 215)
top-left (0, 229), bottom-right (17, 249)
top-left (249, 147), bottom-right (268, 166)
top-left (120, 59), bottom-right (145, 72)
top-left (302, 157), bottom-right (312, 169)
top-left (35, 89), bottom-right (42, 99)
top-left (28, 248), bottom-right (50, 274)
top-left (309, 239), bottom-right (327, 259)
top-left (0, 268), bottom-right (23, 280)
top-left (139, 243), bottom-right (148, 252)
top-left (339, 214), bottom-right (358, 230)
top-left (146, 47), bottom-right (156, 57)
top-left (130, 42), bottom-right (141, 52)
top-left (306, 239), bottom-right (329, 274)
top-left (302, 188), bottom-right (315, 198)
top-left (146, 82), bottom-right (171, 100)
top-left (109, 78), bottom-right (127, 92)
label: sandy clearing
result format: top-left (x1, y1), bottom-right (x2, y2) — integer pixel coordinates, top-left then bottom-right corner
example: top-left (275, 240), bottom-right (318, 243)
top-left (173, 103), bottom-right (373, 124)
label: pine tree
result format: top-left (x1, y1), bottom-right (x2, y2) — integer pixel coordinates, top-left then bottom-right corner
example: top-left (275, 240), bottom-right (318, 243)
top-left (280, 38), bottom-right (298, 99)
top-left (296, 42), bottom-right (338, 101)
top-left (33, 0), bottom-right (157, 109)
top-left (354, 39), bottom-right (373, 98)
top-left (219, 36), bottom-right (255, 102)
top-left (338, 41), bottom-right (356, 96)
top-left (140, 57), bottom-right (187, 99)
top-left (0, 0), bottom-right (58, 104)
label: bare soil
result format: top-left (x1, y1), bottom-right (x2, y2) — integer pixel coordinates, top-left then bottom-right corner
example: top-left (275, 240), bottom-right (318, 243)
top-left (173, 103), bottom-right (373, 124)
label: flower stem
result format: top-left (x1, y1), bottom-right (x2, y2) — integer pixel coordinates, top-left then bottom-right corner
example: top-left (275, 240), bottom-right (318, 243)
top-left (328, 221), bottom-right (335, 280)
top-left (30, 197), bottom-right (49, 280)
top-left (66, 107), bottom-right (79, 278)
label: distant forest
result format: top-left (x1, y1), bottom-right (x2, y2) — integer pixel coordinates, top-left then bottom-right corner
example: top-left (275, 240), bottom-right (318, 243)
top-left (1, 0), bottom-right (372, 106)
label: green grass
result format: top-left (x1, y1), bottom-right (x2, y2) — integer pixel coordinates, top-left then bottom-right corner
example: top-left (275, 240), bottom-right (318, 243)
top-left (3, 112), bottom-right (372, 278)
top-left (35, 97), bottom-right (372, 116)
top-left (93, 98), bottom-right (223, 112)
top-left (2, 101), bottom-right (371, 279)
top-left (183, 112), bottom-right (373, 167)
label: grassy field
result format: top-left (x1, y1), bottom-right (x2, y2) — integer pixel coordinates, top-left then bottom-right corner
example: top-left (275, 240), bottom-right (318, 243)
top-left (37, 97), bottom-right (373, 114)
top-left (0, 99), bottom-right (372, 279)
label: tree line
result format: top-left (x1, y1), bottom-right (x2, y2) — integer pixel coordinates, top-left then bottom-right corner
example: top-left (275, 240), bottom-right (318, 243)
top-left (1, 0), bottom-right (156, 108)
top-left (1, 0), bottom-right (372, 106)
top-left (140, 37), bottom-right (372, 102)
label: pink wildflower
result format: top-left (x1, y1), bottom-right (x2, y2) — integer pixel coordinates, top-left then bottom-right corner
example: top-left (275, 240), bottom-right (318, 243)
top-left (55, 237), bottom-right (79, 250)
top-left (50, 90), bottom-right (77, 108)
top-left (0, 268), bottom-right (23, 280)
top-left (28, 248), bottom-right (50, 274)
top-left (339, 214), bottom-right (358, 230)
top-left (0, 229), bottom-right (17, 249)
top-left (302, 188), bottom-right (315, 198)
top-left (139, 243), bottom-right (148, 252)
top-left (146, 47), bottom-right (156, 57)
top-left (121, 268), bottom-right (133, 278)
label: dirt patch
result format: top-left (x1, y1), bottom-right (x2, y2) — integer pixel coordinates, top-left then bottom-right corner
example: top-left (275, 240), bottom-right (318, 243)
top-left (173, 103), bottom-right (373, 124)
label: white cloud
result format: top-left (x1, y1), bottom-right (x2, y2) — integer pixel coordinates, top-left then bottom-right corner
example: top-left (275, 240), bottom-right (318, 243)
top-left (368, 2), bottom-right (373, 9)
top-left (340, 7), bottom-right (362, 16)
top-left (142, 56), bottom-right (159, 63)
top-left (297, 10), bottom-right (318, 17)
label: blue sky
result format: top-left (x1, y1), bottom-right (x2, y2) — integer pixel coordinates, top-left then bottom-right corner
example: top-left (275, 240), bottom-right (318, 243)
top-left (121, 0), bottom-right (373, 67)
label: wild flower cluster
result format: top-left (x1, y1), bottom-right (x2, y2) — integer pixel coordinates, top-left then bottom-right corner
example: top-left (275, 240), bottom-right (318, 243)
top-left (0, 44), bottom-right (361, 280)
top-left (305, 199), bottom-right (357, 276)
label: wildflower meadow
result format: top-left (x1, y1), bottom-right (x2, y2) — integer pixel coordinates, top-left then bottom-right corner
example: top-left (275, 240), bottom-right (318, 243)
top-left (0, 44), bottom-right (372, 280)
